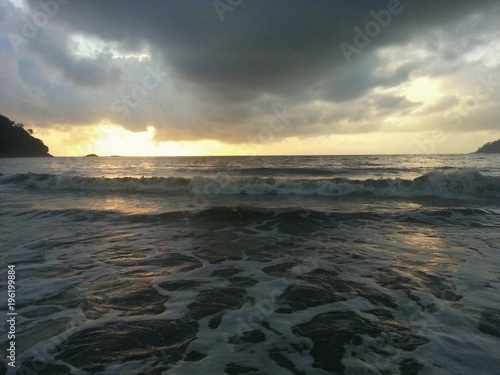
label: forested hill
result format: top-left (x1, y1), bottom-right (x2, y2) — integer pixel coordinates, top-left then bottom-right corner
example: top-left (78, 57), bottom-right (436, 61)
top-left (475, 140), bottom-right (500, 154)
top-left (0, 114), bottom-right (52, 157)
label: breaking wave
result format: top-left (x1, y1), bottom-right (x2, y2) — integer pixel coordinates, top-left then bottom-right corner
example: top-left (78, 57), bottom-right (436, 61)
top-left (2, 169), bottom-right (499, 200)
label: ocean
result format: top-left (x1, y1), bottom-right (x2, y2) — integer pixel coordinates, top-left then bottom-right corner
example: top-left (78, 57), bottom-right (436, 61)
top-left (1, 154), bottom-right (499, 375)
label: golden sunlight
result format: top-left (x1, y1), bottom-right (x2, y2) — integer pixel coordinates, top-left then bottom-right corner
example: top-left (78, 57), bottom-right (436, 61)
top-left (402, 77), bottom-right (442, 102)
top-left (36, 124), bottom-right (254, 156)
top-left (35, 121), bottom-right (496, 157)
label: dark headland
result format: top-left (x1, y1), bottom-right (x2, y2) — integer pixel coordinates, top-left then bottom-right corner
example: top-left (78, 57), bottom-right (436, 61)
top-left (0, 114), bottom-right (52, 157)
top-left (475, 140), bottom-right (500, 154)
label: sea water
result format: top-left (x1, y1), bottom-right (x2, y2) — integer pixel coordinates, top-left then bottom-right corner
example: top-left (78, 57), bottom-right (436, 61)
top-left (0, 154), bottom-right (499, 374)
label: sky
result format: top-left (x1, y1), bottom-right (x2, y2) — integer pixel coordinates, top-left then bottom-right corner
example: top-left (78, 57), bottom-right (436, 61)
top-left (0, 0), bottom-right (499, 156)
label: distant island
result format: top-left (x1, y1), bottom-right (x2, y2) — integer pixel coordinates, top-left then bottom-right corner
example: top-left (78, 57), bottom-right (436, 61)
top-left (85, 154), bottom-right (99, 157)
top-left (0, 114), bottom-right (52, 157)
top-left (475, 139), bottom-right (500, 154)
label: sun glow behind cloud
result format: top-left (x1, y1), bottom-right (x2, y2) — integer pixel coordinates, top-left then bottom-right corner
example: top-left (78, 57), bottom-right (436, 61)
top-left (69, 34), bottom-right (151, 61)
top-left (402, 77), bottom-right (442, 103)
top-left (33, 121), bottom-right (499, 157)
top-left (36, 124), bottom-right (259, 156)
top-left (2, 1), bottom-right (500, 155)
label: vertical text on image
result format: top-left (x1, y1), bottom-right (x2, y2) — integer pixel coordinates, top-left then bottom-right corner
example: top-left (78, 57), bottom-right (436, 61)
top-left (6, 265), bottom-right (17, 369)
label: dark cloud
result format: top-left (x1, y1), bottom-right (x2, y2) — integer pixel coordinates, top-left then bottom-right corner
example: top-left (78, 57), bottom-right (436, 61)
top-left (27, 30), bottom-right (122, 87)
top-left (0, 0), bottom-right (499, 146)
top-left (47, 1), bottom-right (498, 90)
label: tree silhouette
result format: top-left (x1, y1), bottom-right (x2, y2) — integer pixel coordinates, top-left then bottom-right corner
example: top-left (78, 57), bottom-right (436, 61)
top-left (475, 139), bottom-right (500, 153)
top-left (0, 114), bottom-right (52, 157)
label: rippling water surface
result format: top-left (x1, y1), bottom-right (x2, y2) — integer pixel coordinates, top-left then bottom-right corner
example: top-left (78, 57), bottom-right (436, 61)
top-left (1, 155), bottom-right (499, 374)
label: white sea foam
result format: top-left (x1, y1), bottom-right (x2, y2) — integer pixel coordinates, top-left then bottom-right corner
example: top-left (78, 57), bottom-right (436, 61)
top-left (1, 156), bottom-right (499, 374)
top-left (2, 169), bottom-right (499, 200)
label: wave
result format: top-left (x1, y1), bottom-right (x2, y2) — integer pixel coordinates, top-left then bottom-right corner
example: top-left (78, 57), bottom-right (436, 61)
top-left (186, 206), bottom-right (500, 229)
top-left (1, 173), bottom-right (190, 192)
top-left (10, 205), bottom-right (498, 229)
top-left (2, 170), bottom-right (500, 200)
top-left (234, 167), bottom-right (345, 176)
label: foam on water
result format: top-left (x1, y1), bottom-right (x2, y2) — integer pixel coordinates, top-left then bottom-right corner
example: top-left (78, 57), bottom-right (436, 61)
top-left (1, 156), bottom-right (499, 374)
top-left (2, 169), bottom-right (500, 200)
top-left (1, 203), bottom-right (499, 374)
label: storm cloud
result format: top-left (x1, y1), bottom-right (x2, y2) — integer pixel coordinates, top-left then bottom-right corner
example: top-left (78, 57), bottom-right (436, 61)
top-left (1, 0), bottom-right (499, 147)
